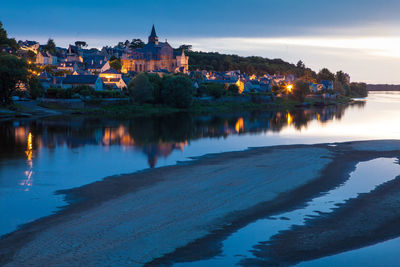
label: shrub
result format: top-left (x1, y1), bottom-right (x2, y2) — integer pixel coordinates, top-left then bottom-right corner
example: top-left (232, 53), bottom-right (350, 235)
top-left (162, 75), bottom-right (194, 108)
top-left (293, 80), bottom-right (310, 102)
top-left (73, 85), bottom-right (95, 96)
top-left (128, 73), bottom-right (154, 104)
top-left (28, 77), bottom-right (44, 99)
top-left (46, 88), bottom-right (65, 98)
top-left (204, 83), bottom-right (226, 98)
top-left (227, 84), bottom-right (239, 95)
top-left (196, 84), bottom-right (207, 97)
top-left (94, 90), bottom-right (122, 98)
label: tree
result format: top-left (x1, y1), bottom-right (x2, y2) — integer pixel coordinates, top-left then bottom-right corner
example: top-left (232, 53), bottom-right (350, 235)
top-left (302, 69), bottom-right (317, 83)
top-left (0, 21), bottom-right (18, 51)
top-left (0, 22), bottom-right (7, 46)
top-left (44, 38), bottom-right (57, 55)
top-left (27, 50), bottom-right (36, 62)
top-left (28, 76), bottom-right (44, 99)
top-left (349, 82), bottom-right (368, 97)
top-left (333, 80), bottom-right (345, 95)
top-left (146, 73), bottom-right (163, 103)
top-left (128, 73), bottom-right (154, 104)
top-left (109, 58), bottom-right (122, 72)
top-left (0, 55), bottom-right (27, 105)
top-left (75, 41), bottom-right (87, 48)
top-left (192, 71), bottom-right (204, 82)
top-left (335, 71), bottom-right (349, 85)
top-left (317, 68), bottom-right (335, 82)
top-left (129, 39), bottom-right (145, 49)
top-left (246, 64), bottom-right (255, 74)
top-left (293, 80), bottom-right (310, 102)
top-left (178, 44), bottom-right (192, 52)
top-left (296, 60), bottom-right (305, 69)
top-left (204, 83), bottom-right (226, 98)
top-left (162, 75), bottom-right (194, 108)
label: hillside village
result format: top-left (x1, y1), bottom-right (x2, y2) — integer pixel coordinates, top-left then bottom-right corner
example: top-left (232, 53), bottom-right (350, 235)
top-left (0, 23), bottom-right (367, 113)
top-left (7, 26), bottom-right (344, 91)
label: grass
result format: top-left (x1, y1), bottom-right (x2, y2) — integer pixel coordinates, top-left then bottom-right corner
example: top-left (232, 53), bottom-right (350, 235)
top-left (9, 94), bottom-right (354, 119)
top-left (38, 102), bottom-right (71, 110)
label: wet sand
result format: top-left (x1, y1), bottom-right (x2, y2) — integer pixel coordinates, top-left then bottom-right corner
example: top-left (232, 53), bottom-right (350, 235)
top-left (1, 140), bottom-right (400, 266)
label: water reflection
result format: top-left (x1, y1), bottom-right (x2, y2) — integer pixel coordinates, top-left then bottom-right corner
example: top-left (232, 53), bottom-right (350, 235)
top-left (0, 102), bottom-right (364, 170)
top-left (21, 132), bottom-right (34, 191)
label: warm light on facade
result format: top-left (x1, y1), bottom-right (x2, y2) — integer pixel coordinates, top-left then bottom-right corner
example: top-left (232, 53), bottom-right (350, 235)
top-left (286, 84), bottom-right (293, 93)
top-left (236, 79), bottom-right (245, 94)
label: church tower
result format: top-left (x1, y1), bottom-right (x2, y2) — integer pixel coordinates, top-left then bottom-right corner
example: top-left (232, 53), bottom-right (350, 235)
top-left (148, 25), bottom-right (159, 45)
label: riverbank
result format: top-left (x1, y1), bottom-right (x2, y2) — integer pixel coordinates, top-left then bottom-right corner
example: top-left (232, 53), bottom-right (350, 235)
top-left (1, 140), bottom-right (400, 266)
top-left (0, 94), bottom-right (354, 120)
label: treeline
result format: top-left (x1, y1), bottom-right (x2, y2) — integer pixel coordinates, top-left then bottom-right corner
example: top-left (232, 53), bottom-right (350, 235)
top-left (367, 84), bottom-right (400, 91)
top-left (187, 51), bottom-right (315, 77)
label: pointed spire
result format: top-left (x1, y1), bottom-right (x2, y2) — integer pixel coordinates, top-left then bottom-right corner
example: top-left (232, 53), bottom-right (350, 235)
top-left (148, 24), bottom-right (159, 44)
top-left (150, 24), bottom-right (157, 37)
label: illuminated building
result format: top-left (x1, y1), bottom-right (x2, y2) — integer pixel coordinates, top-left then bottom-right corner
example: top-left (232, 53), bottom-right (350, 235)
top-left (121, 25), bottom-right (189, 74)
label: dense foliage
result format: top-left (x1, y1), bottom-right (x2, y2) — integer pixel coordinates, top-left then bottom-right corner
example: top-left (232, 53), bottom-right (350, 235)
top-left (187, 51), bottom-right (316, 77)
top-left (43, 39), bottom-right (57, 55)
top-left (0, 55), bottom-right (27, 105)
top-left (28, 76), bottom-right (44, 99)
top-left (293, 80), bottom-right (311, 102)
top-left (128, 73), bottom-right (154, 104)
top-left (116, 39), bottom-right (145, 49)
top-left (109, 58), bottom-right (122, 72)
top-left (227, 84), bottom-right (240, 95)
top-left (0, 21), bottom-right (18, 51)
top-left (348, 82), bottom-right (368, 97)
top-left (162, 75), bottom-right (194, 108)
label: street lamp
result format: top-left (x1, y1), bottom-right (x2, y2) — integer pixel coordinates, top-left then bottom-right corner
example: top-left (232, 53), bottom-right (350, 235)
top-left (286, 84), bottom-right (293, 93)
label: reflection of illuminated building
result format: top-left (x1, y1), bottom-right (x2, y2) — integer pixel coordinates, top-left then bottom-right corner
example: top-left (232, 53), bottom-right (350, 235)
top-left (20, 132), bottom-right (34, 191)
top-left (102, 126), bottom-right (135, 147)
top-left (287, 113), bottom-right (293, 125)
top-left (2, 102), bottom-right (363, 170)
top-left (235, 118), bottom-right (244, 133)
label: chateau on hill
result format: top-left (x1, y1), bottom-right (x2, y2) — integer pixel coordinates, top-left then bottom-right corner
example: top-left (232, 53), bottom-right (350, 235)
top-left (121, 25), bottom-right (189, 73)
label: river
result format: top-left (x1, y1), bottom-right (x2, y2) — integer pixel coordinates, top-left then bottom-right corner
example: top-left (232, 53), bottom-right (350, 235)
top-left (1, 91), bottom-right (400, 265)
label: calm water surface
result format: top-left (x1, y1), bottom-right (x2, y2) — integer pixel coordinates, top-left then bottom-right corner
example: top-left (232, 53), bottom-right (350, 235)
top-left (1, 92), bottom-right (400, 257)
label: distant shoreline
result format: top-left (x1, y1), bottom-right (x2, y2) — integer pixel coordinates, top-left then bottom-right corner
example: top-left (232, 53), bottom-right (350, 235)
top-left (368, 84), bottom-right (400, 91)
top-left (2, 140), bottom-right (400, 266)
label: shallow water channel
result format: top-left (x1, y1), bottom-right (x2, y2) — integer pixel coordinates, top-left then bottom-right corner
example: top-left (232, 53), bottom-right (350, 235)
top-left (176, 158), bottom-right (400, 266)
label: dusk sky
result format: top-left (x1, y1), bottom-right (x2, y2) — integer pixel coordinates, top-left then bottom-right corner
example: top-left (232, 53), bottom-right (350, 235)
top-left (2, 0), bottom-right (400, 83)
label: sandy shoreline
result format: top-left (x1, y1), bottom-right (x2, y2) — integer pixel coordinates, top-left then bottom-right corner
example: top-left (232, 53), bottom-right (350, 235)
top-left (1, 140), bottom-right (400, 266)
